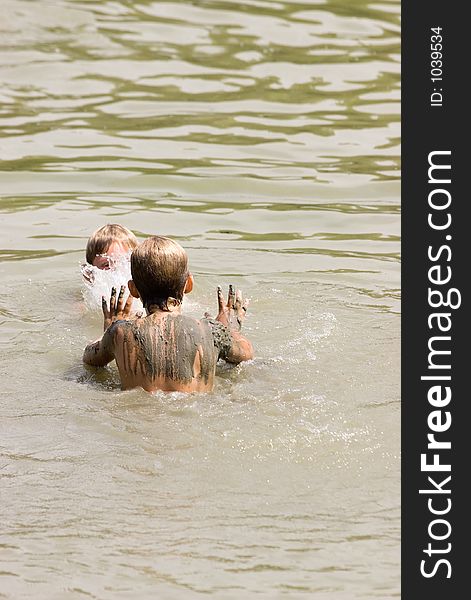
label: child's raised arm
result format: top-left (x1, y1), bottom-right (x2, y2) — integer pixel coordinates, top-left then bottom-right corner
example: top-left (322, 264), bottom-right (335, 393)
top-left (208, 285), bottom-right (254, 364)
top-left (83, 285), bottom-right (133, 367)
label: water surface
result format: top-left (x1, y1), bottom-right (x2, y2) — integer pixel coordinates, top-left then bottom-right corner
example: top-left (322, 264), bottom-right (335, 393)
top-left (0, 0), bottom-right (400, 598)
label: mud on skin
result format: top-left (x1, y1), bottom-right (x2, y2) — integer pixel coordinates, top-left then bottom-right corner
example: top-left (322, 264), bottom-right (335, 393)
top-left (122, 314), bottom-right (232, 384)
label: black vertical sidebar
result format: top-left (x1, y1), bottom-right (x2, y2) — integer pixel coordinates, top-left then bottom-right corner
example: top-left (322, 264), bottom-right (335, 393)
top-left (402, 1), bottom-right (468, 598)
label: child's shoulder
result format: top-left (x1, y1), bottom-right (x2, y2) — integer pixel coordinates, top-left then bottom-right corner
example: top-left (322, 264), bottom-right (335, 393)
top-left (105, 318), bottom-right (136, 340)
top-left (169, 314), bottom-right (230, 349)
top-left (171, 313), bottom-right (212, 335)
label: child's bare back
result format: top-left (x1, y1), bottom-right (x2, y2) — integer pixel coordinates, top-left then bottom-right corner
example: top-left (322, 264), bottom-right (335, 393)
top-left (83, 237), bottom-right (253, 393)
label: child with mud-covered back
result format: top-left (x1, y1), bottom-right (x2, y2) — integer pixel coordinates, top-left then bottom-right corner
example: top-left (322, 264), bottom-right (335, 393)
top-left (83, 236), bottom-right (254, 392)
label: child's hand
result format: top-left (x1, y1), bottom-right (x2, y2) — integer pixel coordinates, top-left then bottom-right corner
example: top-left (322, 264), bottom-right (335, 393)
top-left (102, 285), bottom-right (133, 331)
top-left (81, 263), bottom-right (95, 285)
top-left (215, 285), bottom-right (249, 331)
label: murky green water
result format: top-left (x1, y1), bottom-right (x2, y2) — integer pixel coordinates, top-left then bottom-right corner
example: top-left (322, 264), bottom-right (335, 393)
top-left (0, 0), bottom-right (400, 598)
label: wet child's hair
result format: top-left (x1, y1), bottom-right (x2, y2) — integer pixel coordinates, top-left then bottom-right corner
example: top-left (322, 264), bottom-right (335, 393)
top-left (85, 224), bottom-right (138, 264)
top-left (131, 236), bottom-right (189, 310)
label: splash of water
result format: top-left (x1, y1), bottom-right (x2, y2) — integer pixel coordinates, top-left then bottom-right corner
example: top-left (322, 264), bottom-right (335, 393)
top-left (80, 254), bottom-right (203, 316)
top-left (80, 254), bottom-right (143, 312)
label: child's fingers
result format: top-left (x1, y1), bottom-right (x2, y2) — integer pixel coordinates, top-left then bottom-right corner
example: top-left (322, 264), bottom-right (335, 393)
top-left (217, 286), bottom-right (225, 313)
top-left (101, 296), bottom-right (109, 318)
top-left (123, 293), bottom-right (133, 315)
top-left (227, 284), bottom-right (235, 308)
top-left (110, 287), bottom-right (117, 313)
top-left (117, 285), bottom-right (126, 312)
top-left (235, 289), bottom-right (242, 308)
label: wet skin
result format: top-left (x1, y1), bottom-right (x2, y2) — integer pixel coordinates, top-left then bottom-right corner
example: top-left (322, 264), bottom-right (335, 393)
top-left (83, 285), bottom-right (253, 393)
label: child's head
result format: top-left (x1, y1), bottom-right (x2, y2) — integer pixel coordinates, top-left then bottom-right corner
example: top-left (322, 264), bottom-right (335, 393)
top-left (86, 224), bottom-right (138, 269)
top-left (129, 236), bottom-right (193, 310)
